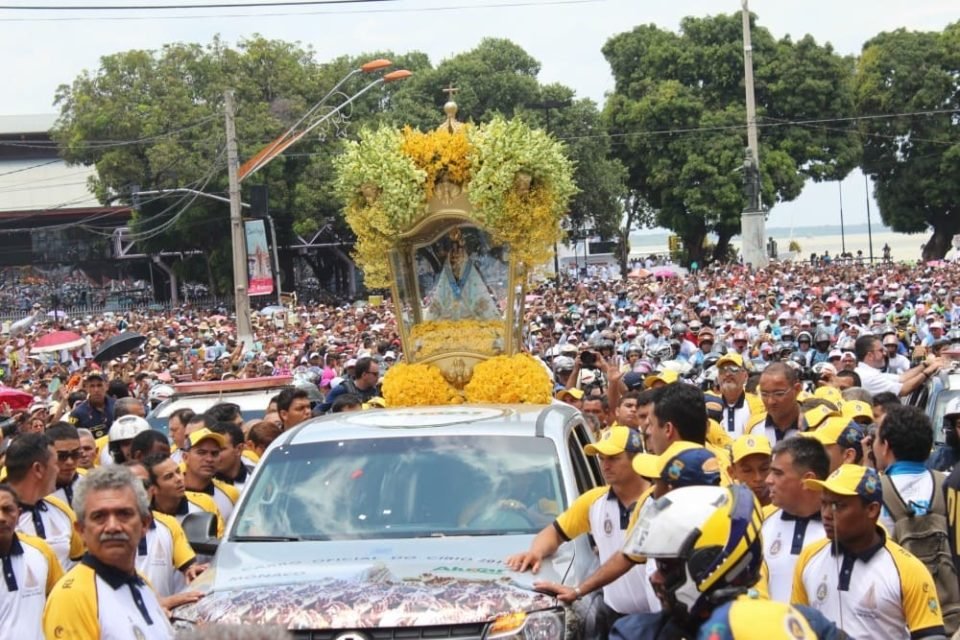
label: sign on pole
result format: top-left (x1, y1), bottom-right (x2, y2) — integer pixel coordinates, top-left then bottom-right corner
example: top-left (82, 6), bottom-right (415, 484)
top-left (244, 220), bottom-right (274, 296)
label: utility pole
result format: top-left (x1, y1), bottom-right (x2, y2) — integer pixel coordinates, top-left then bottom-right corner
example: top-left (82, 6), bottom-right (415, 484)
top-left (224, 90), bottom-right (254, 345)
top-left (529, 99), bottom-right (571, 284)
top-left (839, 181), bottom-right (846, 255)
top-left (739, 0), bottom-right (768, 268)
top-left (865, 173), bottom-right (874, 263)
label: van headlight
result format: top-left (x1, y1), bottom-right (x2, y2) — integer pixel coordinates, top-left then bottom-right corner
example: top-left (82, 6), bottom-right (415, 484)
top-left (486, 608), bottom-right (565, 640)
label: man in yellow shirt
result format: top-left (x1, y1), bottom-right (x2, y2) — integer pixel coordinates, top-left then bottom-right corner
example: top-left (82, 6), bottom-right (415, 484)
top-left (43, 465), bottom-right (174, 639)
top-left (793, 464), bottom-right (945, 639)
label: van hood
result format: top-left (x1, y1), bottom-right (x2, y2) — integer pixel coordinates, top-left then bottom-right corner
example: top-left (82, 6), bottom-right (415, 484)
top-left (174, 536), bottom-right (568, 629)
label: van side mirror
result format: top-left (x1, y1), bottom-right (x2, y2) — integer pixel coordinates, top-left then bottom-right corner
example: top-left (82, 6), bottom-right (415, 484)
top-left (181, 512), bottom-right (219, 556)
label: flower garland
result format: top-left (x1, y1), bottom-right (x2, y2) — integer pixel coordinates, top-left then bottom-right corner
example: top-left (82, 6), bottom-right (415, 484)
top-left (380, 354), bottom-right (553, 407)
top-left (333, 116), bottom-right (576, 282)
top-left (467, 118), bottom-right (577, 269)
top-left (464, 354), bottom-right (553, 405)
top-left (400, 126), bottom-right (472, 200)
top-left (333, 127), bottom-right (427, 288)
top-left (381, 362), bottom-right (463, 406)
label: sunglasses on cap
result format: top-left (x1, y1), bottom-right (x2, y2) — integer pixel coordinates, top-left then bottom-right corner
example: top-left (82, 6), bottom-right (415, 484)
top-left (719, 365), bottom-right (744, 374)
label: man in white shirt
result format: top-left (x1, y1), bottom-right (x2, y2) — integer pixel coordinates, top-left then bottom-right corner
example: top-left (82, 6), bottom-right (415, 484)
top-left (853, 334), bottom-right (939, 398)
top-left (761, 436), bottom-right (829, 602)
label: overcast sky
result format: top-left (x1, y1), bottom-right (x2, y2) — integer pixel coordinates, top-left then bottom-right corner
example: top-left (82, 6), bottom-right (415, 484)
top-left (2, 0), bottom-right (955, 230)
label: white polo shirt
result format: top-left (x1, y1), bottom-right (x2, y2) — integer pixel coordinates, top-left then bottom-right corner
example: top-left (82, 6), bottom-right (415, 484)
top-left (135, 512), bottom-right (196, 598)
top-left (0, 533), bottom-right (62, 640)
top-left (43, 554), bottom-right (173, 640)
top-left (760, 507), bottom-right (826, 602)
top-left (792, 532), bottom-right (945, 640)
top-left (855, 362), bottom-right (903, 397)
top-left (16, 495), bottom-right (83, 571)
top-left (554, 486), bottom-right (653, 614)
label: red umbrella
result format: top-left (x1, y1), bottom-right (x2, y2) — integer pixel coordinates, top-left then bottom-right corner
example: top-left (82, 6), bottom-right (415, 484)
top-left (0, 386), bottom-right (34, 411)
top-left (30, 330), bottom-right (86, 354)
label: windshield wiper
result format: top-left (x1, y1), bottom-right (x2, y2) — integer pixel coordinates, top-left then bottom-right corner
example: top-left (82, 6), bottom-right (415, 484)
top-left (231, 535), bottom-right (303, 542)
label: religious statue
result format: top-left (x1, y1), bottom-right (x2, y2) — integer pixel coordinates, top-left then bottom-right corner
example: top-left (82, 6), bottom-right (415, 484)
top-left (743, 148), bottom-right (761, 211)
top-left (426, 228), bottom-right (500, 321)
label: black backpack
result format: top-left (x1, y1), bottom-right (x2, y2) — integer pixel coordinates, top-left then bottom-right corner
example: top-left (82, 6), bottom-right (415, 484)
top-left (881, 471), bottom-right (960, 634)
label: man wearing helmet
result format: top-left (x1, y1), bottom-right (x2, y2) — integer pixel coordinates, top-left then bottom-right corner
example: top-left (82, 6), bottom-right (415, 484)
top-left (105, 414), bottom-right (151, 464)
top-left (616, 485), bottom-right (840, 639)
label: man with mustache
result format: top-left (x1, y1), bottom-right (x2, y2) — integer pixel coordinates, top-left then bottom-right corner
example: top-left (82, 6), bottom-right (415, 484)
top-left (704, 353), bottom-right (763, 437)
top-left (43, 465), bottom-right (174, 639)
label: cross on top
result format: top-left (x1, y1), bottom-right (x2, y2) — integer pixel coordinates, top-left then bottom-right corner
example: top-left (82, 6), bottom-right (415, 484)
top-left (442, 84), bottom-right (459, 99)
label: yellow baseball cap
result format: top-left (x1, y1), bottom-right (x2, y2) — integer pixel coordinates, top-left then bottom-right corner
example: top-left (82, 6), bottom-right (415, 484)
top-left (584, 426), bottom-right (644, 456)
top-left (802, 464), bottom-right (882, 503)
top-left (631, 453), bottom-right (660, 479)
top-left (841, 400), bottom-right (873, 423)
top-left (716, 353), bottom-right (745, 369)
top-left (632, 441), bottom-right (713, 479)
top-left (644, 369), bottom-right (679, 388)
top-left (813, 386), bottom-right (843, 406)
top-left (803, 416), bottom-right (865, 449)
top-left (556, 388), bottom-right (585, 401)
top-left (803, 404), bottom-right (841, 430)
top-left (729, 434), bottom-right (772, 463)
top-left (186, 428), bottom-right (226, 450)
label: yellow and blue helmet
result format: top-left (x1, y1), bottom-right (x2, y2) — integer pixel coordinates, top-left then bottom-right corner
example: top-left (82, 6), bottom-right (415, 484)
top-left (630, 484), bottom-right (764, 616)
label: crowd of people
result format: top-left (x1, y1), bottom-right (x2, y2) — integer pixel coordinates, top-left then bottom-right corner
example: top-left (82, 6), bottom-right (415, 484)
top-left (1, 256), bottom-right (960, 637)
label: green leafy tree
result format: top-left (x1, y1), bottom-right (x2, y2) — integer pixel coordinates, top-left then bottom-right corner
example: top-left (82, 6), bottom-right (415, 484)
top-left (603, 13), bottom-right (861, 265)
top-left (855, 22), bottom-right (960, 260)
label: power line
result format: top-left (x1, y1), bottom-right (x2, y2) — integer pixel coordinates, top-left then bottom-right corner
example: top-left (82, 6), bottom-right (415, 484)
top-left (0, 0), bottom-right (601, 21)
top-left (0, 114), bottom-right (220, 150)
top-left (0, 0), bottom-right (393, 10)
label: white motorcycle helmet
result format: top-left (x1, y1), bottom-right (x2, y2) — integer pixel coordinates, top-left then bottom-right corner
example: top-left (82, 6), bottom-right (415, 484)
top-left (147, 384), bottom-right (175, 406)
top-left (626, 484), bottom-right (763, 618)
top-left (109, 415), bottom-right (151, 443)
top-left (107, 415), bottom-right (152, 464)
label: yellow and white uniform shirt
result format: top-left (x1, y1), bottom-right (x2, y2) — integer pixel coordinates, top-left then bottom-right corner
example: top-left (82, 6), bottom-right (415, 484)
top-left (761, 506), bottom-right (826, 602)
top-left (16, 495), bottom-right (84, 571)
top-left (216, 461), bottom-right (252, 495)
top-left (135, 511), bottom-right (196, 598)
top-left (43, 553), bottom-right (173, 640)
top-left (50, 470), bottom-right (86, 510)
top-left (792, 530), bottom-right (945, 640)
top-left (186, 478), bottom-right (239, 524)
top-left (554, 486), bottom-right (653, 615)
top-left (0, 533), bottom-right (62, 640)
top-left (163, 493), bottom-right (225, 539)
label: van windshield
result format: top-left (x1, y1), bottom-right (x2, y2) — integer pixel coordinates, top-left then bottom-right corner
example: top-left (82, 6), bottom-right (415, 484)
top-left (232, 435), bottom-right (566, 540)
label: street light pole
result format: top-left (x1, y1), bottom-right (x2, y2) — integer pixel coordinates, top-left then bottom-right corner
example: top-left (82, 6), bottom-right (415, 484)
top-left (224, 90), bottom-right (254, 345)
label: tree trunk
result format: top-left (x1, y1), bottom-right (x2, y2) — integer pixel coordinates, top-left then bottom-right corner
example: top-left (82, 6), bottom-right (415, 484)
top-left (922, 226), bottom-right (954, 261)
top-left (205, 255), bottom-right (218, 297)
top-left (713, 228), bottom-right (734, 264)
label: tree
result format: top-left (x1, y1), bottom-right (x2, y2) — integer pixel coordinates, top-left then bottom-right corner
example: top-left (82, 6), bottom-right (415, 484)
top-left (855, 22), bottom-right (960, 260)
top-left (602, 13), bottom-right (861, 265)
top-left (52, 37), bottom-right (431, 294)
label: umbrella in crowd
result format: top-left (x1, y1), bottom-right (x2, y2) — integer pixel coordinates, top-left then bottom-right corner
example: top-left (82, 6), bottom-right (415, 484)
top-left (30, 330), bottom-right (85, 354)
top-left (93, 331), bottom-right (146, 364)
top-left (628, 268), bottom-right (651, 279)
top-left (653, 266), bottom-right (681, 278)
top-left (46, 310), bottom-right (68, 320)
top-left (259, 305), bottom-right (286, 316)
top-left (0, 386), bottom-right (34, 411)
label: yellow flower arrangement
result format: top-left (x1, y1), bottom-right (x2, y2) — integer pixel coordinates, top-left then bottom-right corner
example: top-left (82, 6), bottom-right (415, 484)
top-left (400, 126), bottom-right (472, 200)
top-left (409, 319), bottom-right (504, 358)
top-left (381, 362), bottom-right (462, 406)
top-left (333, 117), bottom-right (575, 282)
top-left (464, 354), bottom-right (553, 405)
